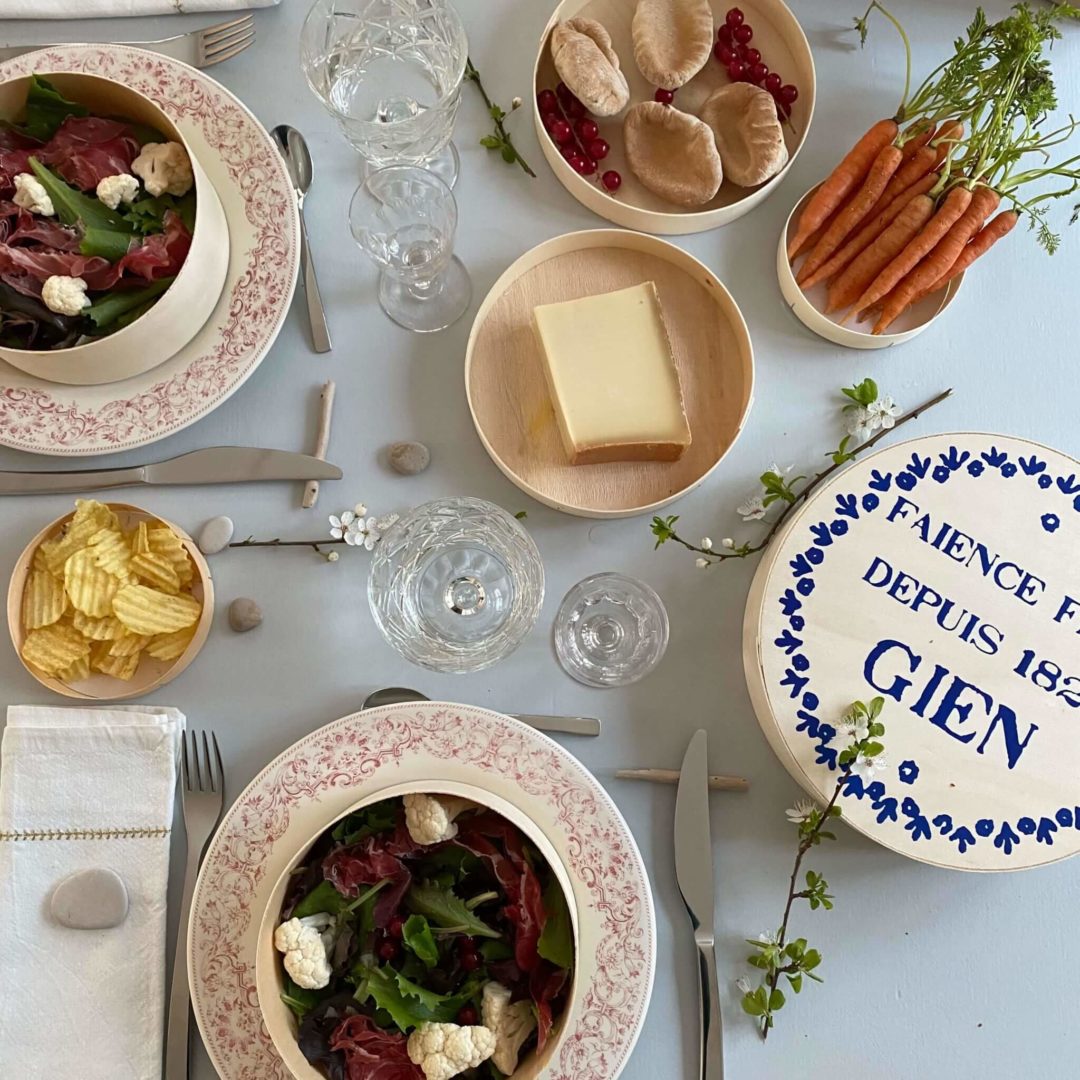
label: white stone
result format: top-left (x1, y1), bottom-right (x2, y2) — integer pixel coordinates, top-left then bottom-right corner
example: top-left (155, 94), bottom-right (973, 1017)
top-left (388, 441), bottom-right (431, 476)
top-left (50, 868), bottom-right (128, 930)
top-left (198, 515), bottom-right (234, 555)
top-left (228, 597), bottom-right (262, 632)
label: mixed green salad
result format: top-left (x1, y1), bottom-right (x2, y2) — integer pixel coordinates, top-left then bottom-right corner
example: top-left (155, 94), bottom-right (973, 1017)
top-left (274, 794), bottom-right (574, 1080)
top-left (0, 75), bottom-right (196, 350)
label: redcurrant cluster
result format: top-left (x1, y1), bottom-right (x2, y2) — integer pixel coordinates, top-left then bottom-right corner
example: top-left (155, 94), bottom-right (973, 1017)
top-left (713, 7), bottom-right (799, 118)
top-left (538, 84), bottom-right (623, 193)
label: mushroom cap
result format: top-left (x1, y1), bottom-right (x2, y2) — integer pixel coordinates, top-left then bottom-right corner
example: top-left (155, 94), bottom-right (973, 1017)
top-left (551, 17), bottom-right (630, 117)
top-left (632, 0), bottom-right (715, 91)
top-left (700, 82), bottom-right (790, 188)
top-left (624, 101), bottom-right (724, 208)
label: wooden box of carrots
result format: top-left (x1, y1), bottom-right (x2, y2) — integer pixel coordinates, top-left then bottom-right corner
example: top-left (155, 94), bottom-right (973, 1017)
top-left (780, 2), bottom-right (1075, 348)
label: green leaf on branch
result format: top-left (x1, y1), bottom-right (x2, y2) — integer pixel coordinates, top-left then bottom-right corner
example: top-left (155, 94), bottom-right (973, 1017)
top-left (651, 515), bottom-right (679, 548)
top-left (479, 135), bottom-right (501, 149)
top-left (768, 988), bottom-right (786, 1011)
top-left (787, 973), bottom-right (803, 993)
top-left (741, 992), bottom-right (765, 1016)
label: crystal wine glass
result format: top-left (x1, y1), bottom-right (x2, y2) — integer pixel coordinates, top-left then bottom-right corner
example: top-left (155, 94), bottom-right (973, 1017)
top-left (300, 0), bottom-right (468, 187)
top-left (368, 497), bottom-right (545, 673)
top-left (553, 573), bottom-right (670, 687)
top-left (349, 165), bottom-right (472, 333)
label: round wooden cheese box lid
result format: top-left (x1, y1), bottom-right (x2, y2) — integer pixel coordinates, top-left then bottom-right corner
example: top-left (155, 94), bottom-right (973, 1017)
top-left (744, 433), bottom-right (1080, 872)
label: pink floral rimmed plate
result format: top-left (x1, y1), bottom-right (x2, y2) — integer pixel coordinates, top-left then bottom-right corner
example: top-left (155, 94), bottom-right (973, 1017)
top-left (0, 46), bottom-right (299, 457)
top-left (188, 702), bottom-right (656, 1079)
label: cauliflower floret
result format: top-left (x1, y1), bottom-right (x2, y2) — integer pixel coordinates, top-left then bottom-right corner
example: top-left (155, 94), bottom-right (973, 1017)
top-left (404, 793), bottom-right (476, 846)
top-left (273, 914), bottom-right (332, 990)
top-left (407, 1022), bottom-right (496, 1080)
top-left (96, 173), bottom-right (140, 210)
top-left (482, 980), bottom-right (538, 1075)
top-left (41, 275), bottom-right (90, 317)
top-left (12, 172), bottom-right (54, 216)
top-left (131, 141), bottom-right (194, 197)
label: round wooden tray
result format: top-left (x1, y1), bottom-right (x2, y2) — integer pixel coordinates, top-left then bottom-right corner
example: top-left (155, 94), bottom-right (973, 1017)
top-left (465, 229), bottom-right (755, 518)
top-left (533, 0), bottom-right (815, 235)
top-left (743, 433), bottom-right (1080, 872)
top-left (7, 503), bottom-right (213, 701)
top-left (778, 187), bottom-right (966, 350)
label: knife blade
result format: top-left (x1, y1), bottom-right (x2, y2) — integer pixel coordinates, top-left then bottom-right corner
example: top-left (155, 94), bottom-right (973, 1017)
top-left (675, 729), bottom-right (725, 1080)
top-left (0, 447), bottom-right (343, 496)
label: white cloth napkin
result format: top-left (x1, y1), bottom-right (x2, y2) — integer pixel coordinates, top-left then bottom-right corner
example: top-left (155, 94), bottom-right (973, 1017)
top-left (0, 0), bottom-right (278, 19)
top-left (0, 705), bottom-right (183, 1080)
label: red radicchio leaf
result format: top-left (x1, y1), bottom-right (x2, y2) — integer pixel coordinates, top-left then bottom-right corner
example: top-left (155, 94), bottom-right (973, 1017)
top-left (329, 1014), bottom-right (423, 1080)
top-left (8, 208), bottom-right (81, 251)
top-left (529, 962), bottom-right (569, 1052)
top-left (322, 822), bottom-right (421, 927)
top-left (455, 813), bottom-right (547, 974)
top-left (39, 116), bottom-right (139, 192)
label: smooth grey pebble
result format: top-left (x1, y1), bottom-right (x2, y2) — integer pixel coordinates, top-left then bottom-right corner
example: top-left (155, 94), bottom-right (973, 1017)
top-left (388, 441), bottom-right (430, 476)
top-left (50, 868), bottom-right (128, 930)
top-left (228, 597), bottom-right (262, 633)
top-left (198, 515), bottom-right (234, 555)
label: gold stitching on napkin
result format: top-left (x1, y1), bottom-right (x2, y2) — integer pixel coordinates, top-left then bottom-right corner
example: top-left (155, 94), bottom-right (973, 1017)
top-left (0, 827), bottom-right (170, 841)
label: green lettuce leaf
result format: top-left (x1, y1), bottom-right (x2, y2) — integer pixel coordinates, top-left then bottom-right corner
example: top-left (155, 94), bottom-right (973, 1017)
top-left (401, 914), bottom-right (438, 969)
top-left (536, 875), bottom-right (573, 971)
top-left (331, 800), bottom-right (399, 846)
top-left (123, 191), bottom-right (196, 236)
top-left (22, 75), bottom-right (89, 142)
top-left (405, 881), bottom-right (500, 939)
top-left (28, 158), bottom-right (135, 235)
top-left (352, 964), bottom-right (482, 1033)
top-left (292, 879), bottom-right (350, 919)
top-left (86, 277), bottom-right (173, 330)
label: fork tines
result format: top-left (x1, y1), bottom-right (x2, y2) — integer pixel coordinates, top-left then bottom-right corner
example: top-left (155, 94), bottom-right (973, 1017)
top-left (181, 729), bottom-right (223, 792)
top-left (200, 14), bottom-right (255, 68)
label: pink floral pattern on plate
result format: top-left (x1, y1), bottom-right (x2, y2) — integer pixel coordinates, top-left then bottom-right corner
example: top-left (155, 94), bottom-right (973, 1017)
top-left (189, 703), bottom-right (655, 1080)
top-left (0, 47), bottom-right (298, 456)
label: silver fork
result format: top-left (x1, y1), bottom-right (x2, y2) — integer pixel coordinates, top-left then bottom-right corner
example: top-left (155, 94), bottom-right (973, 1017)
top-left (0, 14), bottom-right (255, 69)
top-left (164, 730), bottom-right (225, 1080)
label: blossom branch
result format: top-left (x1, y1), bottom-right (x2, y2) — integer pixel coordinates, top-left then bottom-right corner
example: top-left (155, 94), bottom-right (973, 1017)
top-left (465, 58), bottom-right (537, 177)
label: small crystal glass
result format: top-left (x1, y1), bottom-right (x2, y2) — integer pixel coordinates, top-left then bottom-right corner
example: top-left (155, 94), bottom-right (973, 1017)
top-left (300, 0), bottom-right (468, 186)
top-left (553, 573), bottom-right (670, 687)
top-left (349, 165), bottom-right (472, 333)
top-left (368, 497), bottom-right (545, 674)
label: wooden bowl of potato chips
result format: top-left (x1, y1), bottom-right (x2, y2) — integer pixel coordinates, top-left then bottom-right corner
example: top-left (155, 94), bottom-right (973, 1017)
top-left (7, 500), bottom-right (213, 700)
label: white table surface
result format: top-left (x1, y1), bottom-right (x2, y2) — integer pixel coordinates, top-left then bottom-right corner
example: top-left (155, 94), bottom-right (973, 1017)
top-left (1, 2), bottom-right (1078, 1077)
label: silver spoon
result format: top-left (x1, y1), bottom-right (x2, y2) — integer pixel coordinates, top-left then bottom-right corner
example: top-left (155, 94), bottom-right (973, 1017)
top-left (272, 124), bottom-right (332, 353)
top-left (361, 687), bottom-right (601, 737)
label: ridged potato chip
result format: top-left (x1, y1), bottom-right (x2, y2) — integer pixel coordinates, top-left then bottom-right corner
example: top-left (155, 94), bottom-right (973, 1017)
top-left (109, 632), bottom-right (152, 658)
top-left (21, 570), bottom-right (68, 630)
top-left (90, 641), bottom-right (140, 680)
top-left (113, 584), bottom-right (201, 635)
top-left (89, 527), bottom-right (133, 580)
top-left (71, 610), bottom-right (125, 641)
top-left (129, 521), bottom-right (150, 556)
top-left (32, 545), bottom-right (61, 578)
top-left (21, 623), bottom-right (90, 677)
top-left (147, 527), bottom-right (194, 586)
top-left (73, 499), bottom-right (118, 532)
top-left (145, 626), bottom-right (197, 662)
top-left (64, 548), bottom-right (121, 618)
top-left (58, 654), bottom-right (91, 683)
top-left (130, 552), bottom-right (181, 594)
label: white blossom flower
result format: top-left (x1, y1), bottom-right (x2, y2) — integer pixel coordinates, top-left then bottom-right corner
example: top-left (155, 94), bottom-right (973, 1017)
top-left (754, 930), bottom-right (781, 947)
top-left (735, 976), bottom-right (753, 995)
top-left (696, 557), bottom-right (710, 569)
top-left (840, 709), bottom-right (870, 743)
top-left (354, 502), bottom-right (368, 517)
top-left (329, 510), bottom-right (362, 544)
top-left (326, 551), bottom-right (340, 563)
top-left (738, 494), bottom-right (767, 522)
top-left (846, 406), bottom-right (878, 440)
top-left (700, 537), bottom-right (713, 551)
top-left (851, 753), bottom-right (887, 784)
top-left (785, 799), bottom-right (817, 824)
top-left (867, 395), bottom-right (901, 430)
top-left (767, 462), bottom-right (794, 477)
top-left (722, 538), bottom-right (735, 549)
top-left (511, 95), bottom-right (523, 110)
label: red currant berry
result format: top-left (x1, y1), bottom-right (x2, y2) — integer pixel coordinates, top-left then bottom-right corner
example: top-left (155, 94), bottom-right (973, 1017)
top-left (378, 940), bottom-right (398, 962)
top-left (733, 23), bottom-right (753, 44)
top-left (564, 96), bottom-right (587, 119)
top-left (559, 145), bottom-right (577, 163)
top-left (387, 915), bottom-right (405, 939)
top-left (601, 169), bottom-right (622, 192)
top-left (715, 42), bottom-right (736, 64)
top-left (780, 83), bottom-right (799, 105)
top-left (542, 112), bottom-right (561, 133)
top-left (750, 62), bottom-right (769, 83)
top-left (460, 950), bottom-right (481, 971)
top-left (576, 118), bottom-right (599, 142)
top-left (579, 156), bottom-right (598, 176)
top-left (735, 42), bottom-right (749, 59)
top-left (537, 88), bottom-right (558, 113)
top-left (744, 47), bottom-right (762, 66)
top-left (551, 119), bottom-right (573, 146)
top-left (726, 7), bottom-right (745, 26)
top-left (763, 72), bottom-right (782, 93)
top-left (457, 1006), bottom-right (479, 1026)
top-left (588, 137), bottom-right (610, 160)
top-left (727, 59), bottom-right (749, 81)
top-left (654, 87), bottom-right (675, 104)
top-left (717, 23), bottom-right (733, 45)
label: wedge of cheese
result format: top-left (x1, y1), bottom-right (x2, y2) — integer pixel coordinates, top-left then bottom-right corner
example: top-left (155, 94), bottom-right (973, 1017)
top-left (533, 282), bottom-right (692, 466)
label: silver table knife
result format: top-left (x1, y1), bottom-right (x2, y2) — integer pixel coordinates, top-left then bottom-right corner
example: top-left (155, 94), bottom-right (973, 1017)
top-left (675, 729), bottom-right (725, 1080)
top-left (0, 447), bottom-right (342, 496)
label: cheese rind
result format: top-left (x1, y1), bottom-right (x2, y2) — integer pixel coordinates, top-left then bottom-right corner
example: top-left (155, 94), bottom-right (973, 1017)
top-left (532, 282), bottom-right (692, 466)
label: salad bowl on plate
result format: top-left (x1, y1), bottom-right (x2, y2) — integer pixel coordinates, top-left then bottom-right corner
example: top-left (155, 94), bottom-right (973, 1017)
top-left (189, 702), bottom-right (655, 1080)
top-left (255, 781), bottom-right (579, 1080)
top-left (0, 71), bottom-right (228, 386)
